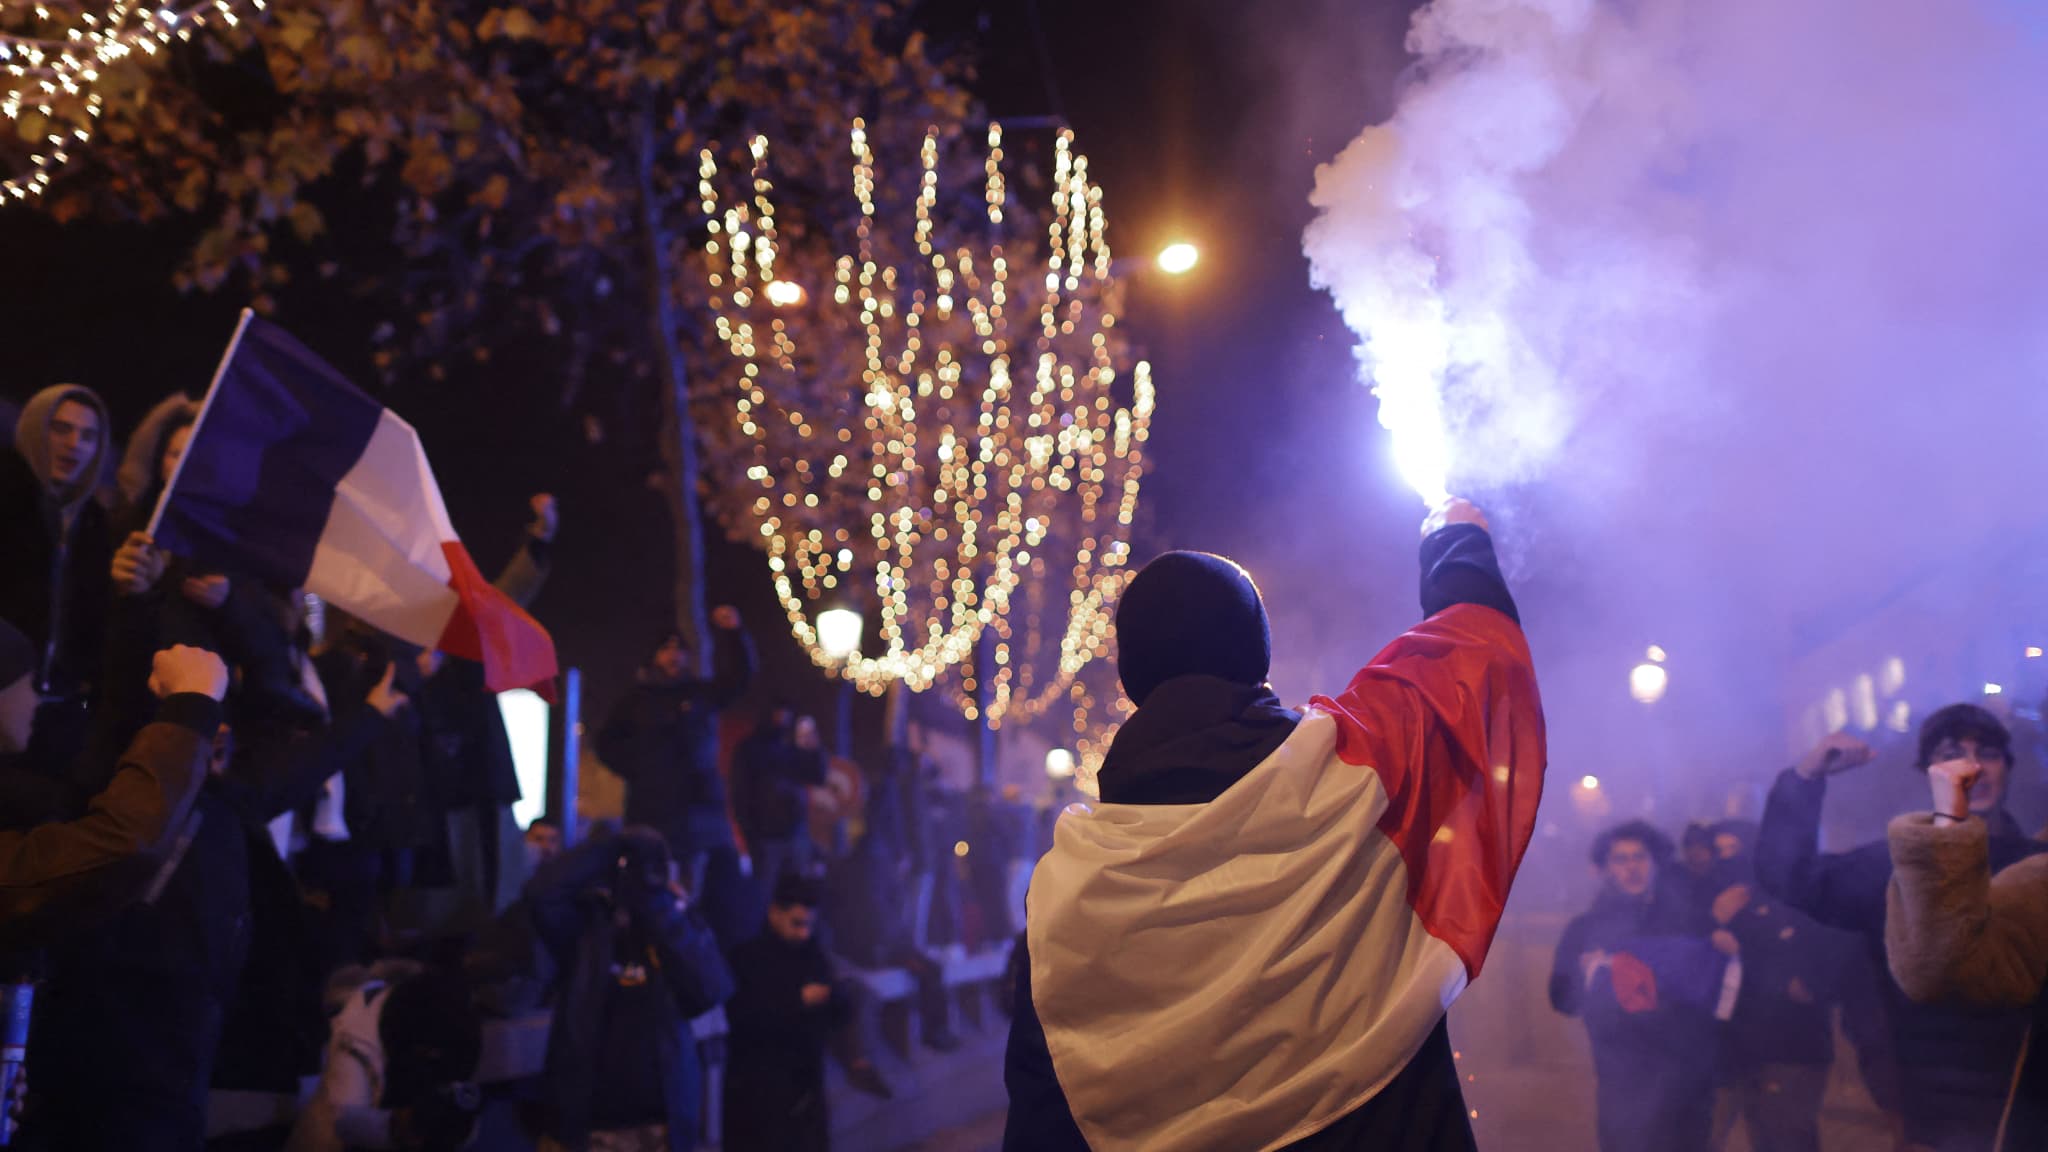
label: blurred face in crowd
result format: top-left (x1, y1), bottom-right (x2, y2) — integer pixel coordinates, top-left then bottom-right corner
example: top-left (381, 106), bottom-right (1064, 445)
top-left (1603, 837), bottom-right (1657, 899)
top-left (1714, 831), bottom-right (1744, 860)
top-left (1681, 837), bottom-right (1714, 876)
top-left (524, 822), bottom-right (563, 867)
top-left (159, 423), bottom-right (194, 487)
top-left (652, 634), bottom-right (689, 681)
top-left (768, 900), bottom-right (817, 946)
top-left (47, 399), bottom-right (102, 488)
top-left (1929, 736), bottom-right (2010, 814)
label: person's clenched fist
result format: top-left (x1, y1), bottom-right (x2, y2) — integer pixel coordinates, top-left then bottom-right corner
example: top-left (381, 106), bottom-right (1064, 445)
top-left (1422, 497), bottom-right (1490, 538)
top-left (149, 645), bottom-right (230, 702)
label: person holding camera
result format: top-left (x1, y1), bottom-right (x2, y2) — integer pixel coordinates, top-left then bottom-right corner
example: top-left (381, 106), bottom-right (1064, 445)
top-left (530, 826), bottom-right (733, 1152)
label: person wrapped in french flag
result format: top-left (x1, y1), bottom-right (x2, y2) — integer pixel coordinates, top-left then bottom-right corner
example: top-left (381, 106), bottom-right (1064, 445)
top-left (150, 311), bottom-right (557, 698)
top-left (1004, 499), bottom-right (1545, 1152)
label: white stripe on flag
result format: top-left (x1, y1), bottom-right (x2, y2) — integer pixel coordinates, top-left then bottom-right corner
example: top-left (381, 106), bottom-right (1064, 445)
top-left (304, 409), bottom-right (460, 648)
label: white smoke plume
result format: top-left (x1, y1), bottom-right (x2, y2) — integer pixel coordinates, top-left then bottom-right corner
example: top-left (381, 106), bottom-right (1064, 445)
top-left (1306, 0), bottom-right (2048, 630)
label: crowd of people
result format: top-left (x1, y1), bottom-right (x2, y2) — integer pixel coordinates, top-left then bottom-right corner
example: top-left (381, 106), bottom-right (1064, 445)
top-left (1551, 707), bottom-right (2048, 1152)
top-left (0, 383), bottom-right (997, 1152)
top-left (7, 379), bottom-right (2046, 1152)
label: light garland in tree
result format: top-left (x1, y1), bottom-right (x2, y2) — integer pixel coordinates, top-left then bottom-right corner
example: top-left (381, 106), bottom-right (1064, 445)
top-left (702, 122), bottom-right (1154, 740)
top-left (0, 0), bottom-right (252, 201)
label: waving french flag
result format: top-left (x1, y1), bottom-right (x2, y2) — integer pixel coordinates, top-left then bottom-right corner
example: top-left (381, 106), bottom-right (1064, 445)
top-left (151, 311), bottom-right (558, 698)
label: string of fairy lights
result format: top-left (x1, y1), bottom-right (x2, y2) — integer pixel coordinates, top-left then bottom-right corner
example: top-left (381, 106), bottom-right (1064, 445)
top-left (0, 0), bottom-right (251, 201)
top-left (701, 122), bottom-right (1154, 749)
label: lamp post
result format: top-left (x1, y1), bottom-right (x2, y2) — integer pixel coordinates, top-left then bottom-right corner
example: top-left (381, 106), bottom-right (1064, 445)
top-left (818, 607), bottom-right (864, 759)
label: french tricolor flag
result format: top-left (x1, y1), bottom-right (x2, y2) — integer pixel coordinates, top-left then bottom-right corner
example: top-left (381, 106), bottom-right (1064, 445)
top-left (1026, 604), bottom-right (1544, 1151)
top-left (151, 311), bottom-right (558, 698)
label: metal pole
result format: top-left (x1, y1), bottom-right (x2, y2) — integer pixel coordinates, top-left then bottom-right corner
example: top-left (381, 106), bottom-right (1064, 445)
top-left (556, 667), bottom-right (583, 846)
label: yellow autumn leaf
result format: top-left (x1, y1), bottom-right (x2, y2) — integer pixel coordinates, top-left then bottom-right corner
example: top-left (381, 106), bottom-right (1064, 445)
top-left (500, 8), bottom-right (541, 39)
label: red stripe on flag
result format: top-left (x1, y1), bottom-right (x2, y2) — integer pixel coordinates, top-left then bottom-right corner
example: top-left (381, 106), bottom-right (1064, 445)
top-left (436, 541), bottom-right (560, 702)
top-left (1309, 604), bottom-right (1545, 979)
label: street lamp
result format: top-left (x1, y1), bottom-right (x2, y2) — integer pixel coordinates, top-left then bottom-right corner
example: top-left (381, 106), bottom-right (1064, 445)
top-left (817, 607), bottom-right (863, 758)
top-left (1156, 242), bottom-right (1199, 275)
top-left (1045, 748), bottom-right (1076, 780)
top-left (1630, 644), bottom-right (1668, 705)
top-left (764, 279), bottom-right (807, 308)
top-left (817, 607), bottom-right (863, 662)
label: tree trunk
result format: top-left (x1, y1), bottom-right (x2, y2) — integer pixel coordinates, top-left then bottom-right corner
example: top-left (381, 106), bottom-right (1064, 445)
top-left (635, 102), bottom-right (710, 675)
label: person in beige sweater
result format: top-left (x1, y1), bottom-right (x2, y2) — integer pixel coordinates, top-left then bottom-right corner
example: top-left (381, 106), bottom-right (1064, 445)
top-left (1886, 737), bottom-right (2048, 1152)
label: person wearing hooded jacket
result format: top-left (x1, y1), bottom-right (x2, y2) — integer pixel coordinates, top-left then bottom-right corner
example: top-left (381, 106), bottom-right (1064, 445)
top-left (1755, 711), bottom-right (2048, 1151)
top-left (107, 391), bottom-right (328, 727)
top-left (1003, 498), bottom-right (1545, 1152)
top-left (1, 384), bottom-right (115, 771)
top-left (1885, 735), bottom-right (2048, 1152)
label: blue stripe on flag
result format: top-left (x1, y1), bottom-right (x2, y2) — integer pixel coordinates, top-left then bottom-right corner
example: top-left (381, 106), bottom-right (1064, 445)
top-left (153, 317), bottom-right (383, 590)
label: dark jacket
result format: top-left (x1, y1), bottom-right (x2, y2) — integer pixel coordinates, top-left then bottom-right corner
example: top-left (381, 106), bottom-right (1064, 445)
top-left (1550, 881), bottom-right (1720, 1152)
top-left (1755, 768), bottom-right (2048, 1145)
top-left (1715, 852), bottom-right (1850, 1073)
top-left (30, 693), bottom-right (382, 1149)
top-left (0, 386), bottom-right (114, 702)
top-left (530, 833), bottom-right (733, 1152)
top-left (723, 929), bottom-right (850, 1152)
top-left (0, 693), bottom-right (218, 950)
top-left (597, 624), bottom-right (755, 855)
top-left (732, 722), bottom-right (827, 844)
top-left (1002, 522), bottom-right (1520, 1152)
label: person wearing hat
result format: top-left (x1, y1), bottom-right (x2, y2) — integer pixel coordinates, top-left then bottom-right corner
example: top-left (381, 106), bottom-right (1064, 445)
top-left (1003, 499), bottom-right (1544, 1152)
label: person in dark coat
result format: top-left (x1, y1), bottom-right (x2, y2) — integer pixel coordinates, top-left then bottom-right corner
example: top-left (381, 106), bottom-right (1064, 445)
top-left (732, 704), bottom-right (826, 904)
top-left (0, 640), bottom-right (224, 950)
top-left (1704, 822), bottom-right (1850, 1152)
top-left (530, 826), bottom-right (733, 1152)
top-left (1549, 821), bottom-right (1720, 1152)
top-left (25, 603), bottom-right (398, 1152)
top-left (1756, 711), bottom-right (2048, 1151)
top-left (724, 872), bottom-right (850, 1152)
top-left (1, 384), bottom-right (114, 774)
top-left (597, 608), bottom-right (754, 896)
top-left (1005, 499), bottom-right (1545, 1152)
top-left (111, 392), bottom-right (323, 726)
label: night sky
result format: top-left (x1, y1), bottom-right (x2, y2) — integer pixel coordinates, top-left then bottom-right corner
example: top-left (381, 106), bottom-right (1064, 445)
top-left (0, 0), bottom-right (1440, 771)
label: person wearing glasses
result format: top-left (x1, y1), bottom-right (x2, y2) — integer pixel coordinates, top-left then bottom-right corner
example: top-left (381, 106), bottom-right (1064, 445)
top-left (1756, 706), bottom-right (2047, 1151)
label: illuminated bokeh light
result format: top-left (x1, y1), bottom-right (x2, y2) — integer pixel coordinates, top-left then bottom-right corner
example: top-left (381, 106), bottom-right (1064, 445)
top-left (0, 0), bottom-right (255, 202)
top-left (702, 123), bottom-right (1154, 753)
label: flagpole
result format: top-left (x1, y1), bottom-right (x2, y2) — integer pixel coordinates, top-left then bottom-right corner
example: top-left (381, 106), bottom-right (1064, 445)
top-left (147, 307), bottom-right (254, 538)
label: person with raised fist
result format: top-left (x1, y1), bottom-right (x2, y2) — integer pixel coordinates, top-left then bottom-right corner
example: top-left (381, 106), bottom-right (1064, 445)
top-left (1004, 498), bottom-right (1545, 1152)
top-left (1757, 706), bottom-right (2048, 1150)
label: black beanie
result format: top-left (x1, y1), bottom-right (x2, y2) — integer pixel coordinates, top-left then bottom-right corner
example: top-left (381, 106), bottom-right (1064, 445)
top-left (1115, 551), bottom-right (1272, 707)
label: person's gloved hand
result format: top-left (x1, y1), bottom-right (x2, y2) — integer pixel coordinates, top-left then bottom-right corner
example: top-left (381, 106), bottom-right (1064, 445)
top-left (1421, 497), bottom-right (1489, 538)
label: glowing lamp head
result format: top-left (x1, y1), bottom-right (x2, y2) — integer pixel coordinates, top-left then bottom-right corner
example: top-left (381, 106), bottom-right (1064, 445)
top-left (1156, 242), bottom-right (1199, 275)
top-left (1630, 662), bottom-right (1669, 704)
top-left (764, 279), bottom-right (807, 308)
top-left (1984, 682), bottom-right (2004, 696)
top-left (1579, 774), bottom-right (1600, 790)
top-left (1045, 748), bottom-right (1076, 780)
top-left (817, 607), bottom-right (863, 661)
